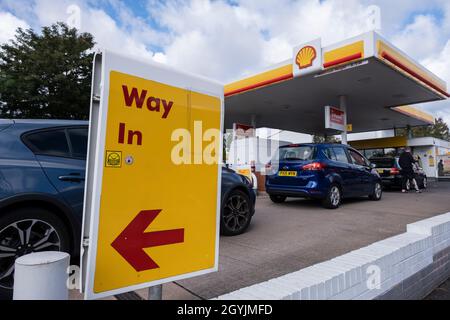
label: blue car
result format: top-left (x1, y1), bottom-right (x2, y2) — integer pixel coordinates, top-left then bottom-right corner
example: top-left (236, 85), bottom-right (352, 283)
top-left (0, 119), bottom-right (255, 299)
top-left (266, 144), bottom-right (382, 209)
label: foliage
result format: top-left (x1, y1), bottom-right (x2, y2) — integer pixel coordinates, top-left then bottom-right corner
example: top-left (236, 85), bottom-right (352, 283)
top-left (396, 118), bottom-right (450, 141)
top-left (0, 22), bottom-right (95, 119)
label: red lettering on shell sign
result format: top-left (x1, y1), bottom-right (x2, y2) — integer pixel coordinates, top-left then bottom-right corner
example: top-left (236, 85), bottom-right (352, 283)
top-left (330, 107), bottom-right (345, 126)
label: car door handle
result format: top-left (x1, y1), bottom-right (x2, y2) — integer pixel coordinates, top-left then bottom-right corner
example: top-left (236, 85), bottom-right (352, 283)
top-left (58, 174), bottom-right (85, 182)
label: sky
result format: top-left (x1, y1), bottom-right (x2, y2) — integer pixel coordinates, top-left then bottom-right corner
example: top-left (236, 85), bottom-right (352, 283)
top-left (0, 0), bottom-right (449, 132)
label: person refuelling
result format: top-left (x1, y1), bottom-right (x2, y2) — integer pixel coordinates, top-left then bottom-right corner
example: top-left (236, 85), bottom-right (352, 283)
top-left (399, 147), bottom-right (421, 193)
top-left (438, 159), bottom-right (445, 177)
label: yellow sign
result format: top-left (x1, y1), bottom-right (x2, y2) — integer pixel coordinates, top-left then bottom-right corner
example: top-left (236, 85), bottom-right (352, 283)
top-left (429, 156), bottom-right (435, 167)
top-left (279, 171), bottom-right (298, 177)
top-left (346, 124), bottom-right (353, 132)
top-left (82, 50), bottom-right (223, 300)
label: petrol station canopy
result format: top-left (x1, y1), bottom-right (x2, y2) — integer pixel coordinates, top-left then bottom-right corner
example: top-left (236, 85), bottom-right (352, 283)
top-left (224, 31), bottom-right (449, 135)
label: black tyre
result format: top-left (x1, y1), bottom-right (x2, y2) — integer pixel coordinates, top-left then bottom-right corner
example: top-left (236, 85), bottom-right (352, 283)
top-left (369, 182), bottom-right (383, 201)
top-left (221, 190), bottom-right (253, 237)
top-left (0, 207), bottom-right (71, 300)
top-left (269, 195), bottom-right (287, 204)
top-left (322, 184), bottom-right (342, 209)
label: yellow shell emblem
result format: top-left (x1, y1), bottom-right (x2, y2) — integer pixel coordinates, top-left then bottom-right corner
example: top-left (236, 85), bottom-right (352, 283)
top-left (296, 46), bottom-right (317, 70)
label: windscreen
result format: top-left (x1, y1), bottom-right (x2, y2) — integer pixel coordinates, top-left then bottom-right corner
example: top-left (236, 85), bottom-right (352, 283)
top-left (370, 158), bottom-right (396, 168)
top-left (278, 146), bottom-right (315, 161)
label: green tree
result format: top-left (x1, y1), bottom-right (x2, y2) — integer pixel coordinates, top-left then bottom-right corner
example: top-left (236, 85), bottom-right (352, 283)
top-left (396, 118), bottom-right (450, 141)
top-left (426, 118), bottom-right (450, 141)
top-left (312, 134), bottom-right (341, 144)
top-left (0, 22), bottom-right (95, 119)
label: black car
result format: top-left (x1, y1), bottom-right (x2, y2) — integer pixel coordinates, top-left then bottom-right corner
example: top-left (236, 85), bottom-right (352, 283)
top-left (370, 157), bottom-right (428, 190)
top-left (0, 119), bottom-right (256, 299)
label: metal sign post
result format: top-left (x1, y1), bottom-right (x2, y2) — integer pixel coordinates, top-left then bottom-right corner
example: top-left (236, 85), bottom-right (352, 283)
top-left (148, 285), bottom-right (163, 300)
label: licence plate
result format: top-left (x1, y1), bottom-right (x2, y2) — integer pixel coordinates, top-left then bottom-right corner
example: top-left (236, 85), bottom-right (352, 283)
top-left (377, 169), bottom-right (385, 174)
top-left (279, 171), bottom-right (297, 177)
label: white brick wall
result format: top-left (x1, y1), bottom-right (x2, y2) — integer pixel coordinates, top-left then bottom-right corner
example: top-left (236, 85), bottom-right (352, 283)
top-left (215, 212), bottom-right (450, 300)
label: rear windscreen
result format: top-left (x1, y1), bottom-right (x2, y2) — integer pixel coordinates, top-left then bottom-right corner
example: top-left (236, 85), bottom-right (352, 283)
top-left (278, 146), bottom-right (315, 161)
top-left (370, 158), bottom-right (396, 168)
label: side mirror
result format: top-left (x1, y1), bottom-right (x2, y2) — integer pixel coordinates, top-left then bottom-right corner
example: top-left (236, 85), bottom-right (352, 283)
top-left (370, 163), bottom-right (377, 169)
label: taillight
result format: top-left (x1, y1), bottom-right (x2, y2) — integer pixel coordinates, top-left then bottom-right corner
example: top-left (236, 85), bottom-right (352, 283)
top-left (391, 167), bottom-right (400, 175)
top-left (303, 162), bottom-right (326, 171)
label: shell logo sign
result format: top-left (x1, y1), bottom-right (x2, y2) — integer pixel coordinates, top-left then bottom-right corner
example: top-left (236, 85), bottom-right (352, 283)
top-left (292, 39), bottom-right (321, 77)
top-left (296, 46), bottom-right (317, 70)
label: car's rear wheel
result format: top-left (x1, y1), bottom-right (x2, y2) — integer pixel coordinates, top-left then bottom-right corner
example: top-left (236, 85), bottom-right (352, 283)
top-left (269, 195), bottom-right (287, 204)
top-left (369, 182), bottom-right (383, 201)
top-left (0, 207), bottom-right (71, 300)
top-left (322, 184), bottom-right (342, 209)
top-left (221, 190), bottom-right (253, 236)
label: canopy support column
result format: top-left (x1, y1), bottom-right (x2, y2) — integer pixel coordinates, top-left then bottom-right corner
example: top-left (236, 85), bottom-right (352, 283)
top-left (339, 96), bottom-right (348, 145)
top-left (251, 114), bottom-right (257, 129)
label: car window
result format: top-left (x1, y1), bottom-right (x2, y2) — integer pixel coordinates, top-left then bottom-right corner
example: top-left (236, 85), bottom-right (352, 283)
top-left (68, 128), bottom-right (88, 159)
top-left (279, 146), bottom-right (315, 161)
top-left (349, 149), bottom-right (368, 166)
top-left (332, 147), bottom-right (350, 164)
top-left (24, 129), bottom-right (70, 158)
top-left (371, 158), bottom-right (396, 168)
top-left (323, 148), bottom-right (337, 161)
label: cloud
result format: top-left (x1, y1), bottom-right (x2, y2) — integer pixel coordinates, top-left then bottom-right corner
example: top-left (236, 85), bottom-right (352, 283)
top-left (392, 15), bottom-right (443, 61)
top-left (148, 0), bottom-right (385, 81)
top-left (0, 0), bottom-right (449, 125)
top-left (0, 0), bottom-right (167, 63)
top-left (0, 11), bottom-right (29, 44)
top-left (149, 0), bottom-right (266, 81)
top-left (421, 40), bottom-right (450, 124)
top-left (30, 0), bottom-right (165, 62)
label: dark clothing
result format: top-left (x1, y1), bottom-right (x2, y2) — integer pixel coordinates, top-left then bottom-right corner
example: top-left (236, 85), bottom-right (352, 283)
top-left (401, 171), bottom-right (416, 190)
top-left (399, 151), bottom-right (418, 191)
top-left (399, 152), bottom-right (416, 172)
top-left (438, 161), bottom-right (444, 177)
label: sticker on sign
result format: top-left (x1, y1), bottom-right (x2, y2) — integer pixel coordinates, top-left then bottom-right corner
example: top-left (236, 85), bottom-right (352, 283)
top-left (80, 49), bottom-right (223, 300)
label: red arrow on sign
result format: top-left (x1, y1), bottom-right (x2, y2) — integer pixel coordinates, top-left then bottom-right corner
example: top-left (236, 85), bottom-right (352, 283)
top-left (111, 210), bottom-right (185, 272)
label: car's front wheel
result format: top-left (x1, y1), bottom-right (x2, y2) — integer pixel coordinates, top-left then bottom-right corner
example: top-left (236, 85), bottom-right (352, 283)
top-left (369, 182), bottom-right (383, 201)
top-left (322, 184), bottom-right (342, 209)
top-left (221, 190), bottom-right (253, 236)
top-left (0, 207), bottom-right (71, 300)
